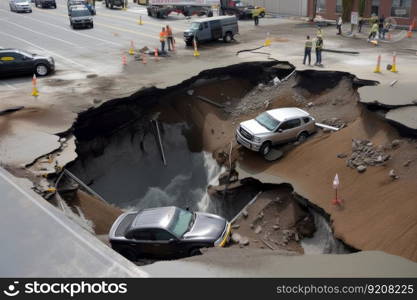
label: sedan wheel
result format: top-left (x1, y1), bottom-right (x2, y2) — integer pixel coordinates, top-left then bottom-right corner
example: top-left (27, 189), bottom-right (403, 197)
top-left (297, 132), bottom-right (309, 143)
top-left (35, 64), bottom-right (49, 76)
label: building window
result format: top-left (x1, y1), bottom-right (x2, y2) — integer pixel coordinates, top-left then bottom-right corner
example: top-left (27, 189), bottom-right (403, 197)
top-left (371, 0), bottom-right (380, 16)
top-left (316, 0), bottom-right (326, 13)
top-left (336, 0), bottom-right (342, 13)
top-left (391, 0), bottom-right (412, 18)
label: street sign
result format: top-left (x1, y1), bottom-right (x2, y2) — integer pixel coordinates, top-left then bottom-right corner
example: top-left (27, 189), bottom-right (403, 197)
top-left (351, 11), bottom-right (358, 25)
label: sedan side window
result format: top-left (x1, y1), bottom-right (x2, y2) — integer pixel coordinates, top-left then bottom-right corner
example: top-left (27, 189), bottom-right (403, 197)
top-left (279, 119), bottom-right (301, 131)
top-left (129, 230), bottom-right (152, 241)
top-left (153, 229), bottom-right (175, 241)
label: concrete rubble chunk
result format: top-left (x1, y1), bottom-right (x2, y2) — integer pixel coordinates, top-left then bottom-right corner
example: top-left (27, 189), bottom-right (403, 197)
top-left (254, 225), bottom-right (262, 234)
top-left (242, 209), bottom-right (249, 218)
top-left (389, 169), bottom-right (399, 180)
top-left (403, 160), bottom-right (412, 167)
top-left (359, 83), bottom-right (417, 107)
top-left (357, 165), bottom-right (367, 173)
top-left (186, 90), bottom-right (194, 96)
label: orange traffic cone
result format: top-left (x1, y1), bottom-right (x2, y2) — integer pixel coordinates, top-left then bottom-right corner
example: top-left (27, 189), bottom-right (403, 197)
top-left (31, 74), bottom-right (39, 97)
top-left (374, 54), bottom-right (381, 73)
top-left (193, 38), bottom-right (200, 57)
top-left (390, 52), bottom-right (398, 73)
top-left (128, 41), bottom-right (135, 55)
top-left (154, 48), bottom-right (159, 61)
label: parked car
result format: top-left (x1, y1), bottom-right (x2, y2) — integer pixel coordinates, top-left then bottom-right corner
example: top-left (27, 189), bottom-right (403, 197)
top-left (34, 0), bottom-right (56, 8)
top-left (0, 48), bottom-right (55, 77)
top-left (105, 0), bottom-right (125, 9)
top-left (183, 16), bottom-right (238, 46)
top-left (68, 0), bottom-right (95, 15)
top-left (9, 0), bottom-right (32, 13)
top-left (69, 6), bottom-right (94, 29)
top-left (236, 107), bottom-right (317, 156)
top-left (109, 206), bottom-right (231, 260)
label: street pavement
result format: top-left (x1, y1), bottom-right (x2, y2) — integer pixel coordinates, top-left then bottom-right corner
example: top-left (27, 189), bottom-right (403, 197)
top-left (0, 0), bottom-right (203, 89)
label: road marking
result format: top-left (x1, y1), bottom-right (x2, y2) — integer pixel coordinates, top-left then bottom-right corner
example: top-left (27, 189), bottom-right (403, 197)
top-left (0, 19), bottom-right (81, 47)
top-left (94, 21), bottom-right (158, 39)
top-left (98, 11), bottom-right (188, 31)
top-left (30, 7), bottom-right (159, 40)
top-left (0, 31), bottom-right (89, 71)
top-left (0, 8), bottom-right (121, 47)
top-left (0, 81), bottom-right (17, 91)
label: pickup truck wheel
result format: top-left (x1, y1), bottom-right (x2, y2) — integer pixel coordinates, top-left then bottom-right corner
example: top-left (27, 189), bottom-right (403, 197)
top-left (260, 12), bottom-right (265, 18)
top-left (260, 141), bottom-right (272, 156)
top-left (119, 247), bottom-right (137, 261)
top-left (223, 32), bottom-right (232, 43)
top-left (297, 132), bottom-right (309, 143)
top-left (207, 11), bottom-right (213, 17)
top-left (35, 63), bottom-right (49, 76)
top-left (189, 248), bottom-right (201, 257)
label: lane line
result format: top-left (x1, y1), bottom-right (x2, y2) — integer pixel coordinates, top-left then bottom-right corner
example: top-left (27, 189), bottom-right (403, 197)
top-left (0, 31), bottom-right (88, 71)
top-left (0, 8), bottom-right (122, 47)
top-left (0, 81), bottom-right (17, 90)
top-left (98, 11), bottom-right (189, 31)
top-left (31, 7), bottom-right (159, 40)
top-left (0, 18), bottom-right (81, 47)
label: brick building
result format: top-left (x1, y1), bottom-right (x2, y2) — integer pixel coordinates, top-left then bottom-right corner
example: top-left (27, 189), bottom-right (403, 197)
top-left (308, 0), bottom-right (417, 26)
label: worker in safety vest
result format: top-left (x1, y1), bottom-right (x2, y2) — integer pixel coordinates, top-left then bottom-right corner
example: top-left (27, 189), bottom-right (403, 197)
top-left (166, 25), bottom-right (174, 51)
top-left (160, 27), bottom-right (167, 53)
top-left (315, 36), bottom-right (324, 66)
top-left (316, 26), bottom-right (323, 38)
top-left (252, 9), bottom-right (260, 26)
top-left (368, 21), bottom-right (379, 42)
top-left (303, 35), bottom-right (312, 65)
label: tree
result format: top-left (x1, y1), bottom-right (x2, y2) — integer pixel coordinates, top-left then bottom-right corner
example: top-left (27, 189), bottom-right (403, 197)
top-left (359, 0), bottom-right (366, 17)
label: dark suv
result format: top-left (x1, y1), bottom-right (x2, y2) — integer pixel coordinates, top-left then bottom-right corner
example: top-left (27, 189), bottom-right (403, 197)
top-left (0, 48), bottom-right (55, 77)
top-left (109, 206), bottom-right (231, 261)
top-left (69, 6), bottom-right (93, 29)
top-left (34, 0), bottom-right (56, 8)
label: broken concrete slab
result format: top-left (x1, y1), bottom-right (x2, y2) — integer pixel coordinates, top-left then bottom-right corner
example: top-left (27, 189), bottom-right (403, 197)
top-left (0, 130), bottom-right (60, 168)
top-left (385, 106), bottom-right (417, 134)
top-left (0, 106), bottom-right (24, 116)
top-left (359, 82), bottom-right (417, 108)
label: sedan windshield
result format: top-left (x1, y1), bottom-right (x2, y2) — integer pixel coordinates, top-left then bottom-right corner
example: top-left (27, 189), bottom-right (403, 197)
top-left (168, 208), bottom-right (193, 238)
top-left (255, 112), bottom-right (280, 131)
top-left (15, 0), bottom-right (27, 3)
top-left (71, 10), bottom-right (91, 17)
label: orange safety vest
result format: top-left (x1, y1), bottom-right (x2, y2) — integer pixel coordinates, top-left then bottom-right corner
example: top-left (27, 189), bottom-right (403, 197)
top-left (160, 31), bottom-right (166, 42)
top-left (166, 28), bottom-right (173, 38)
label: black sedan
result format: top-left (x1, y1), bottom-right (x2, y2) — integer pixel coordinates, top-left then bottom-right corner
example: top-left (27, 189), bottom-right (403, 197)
top-left (0, 49), bottom-right (55, 77)
top-left (109, 206), bottom-right (231, 261)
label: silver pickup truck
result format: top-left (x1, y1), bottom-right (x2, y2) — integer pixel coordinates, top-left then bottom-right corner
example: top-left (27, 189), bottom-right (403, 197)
top-left (236, 107), bottom-right (316, 156)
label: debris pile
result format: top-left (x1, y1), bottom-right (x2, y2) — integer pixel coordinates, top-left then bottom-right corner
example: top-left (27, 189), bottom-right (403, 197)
top-left (321, 117), bottom-right (346, 129)
top-left (346, 139), bottom-right (390, 172)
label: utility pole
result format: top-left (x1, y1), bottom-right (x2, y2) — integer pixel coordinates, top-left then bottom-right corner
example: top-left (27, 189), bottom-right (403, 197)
top-left (310, 0), bottom-right (317, 22)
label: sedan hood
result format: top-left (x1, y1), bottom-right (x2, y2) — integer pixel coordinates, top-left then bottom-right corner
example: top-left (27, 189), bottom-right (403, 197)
top-left (72, 16), bottom-right (92, 21)
top-left (241, 119), bottom-right (271, 135)
top-left (183, 212), bottom-right (226, 241)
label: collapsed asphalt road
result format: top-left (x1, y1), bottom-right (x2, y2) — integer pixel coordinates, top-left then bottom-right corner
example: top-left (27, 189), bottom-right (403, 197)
top-left (10, 60), bottom-right (416, 265)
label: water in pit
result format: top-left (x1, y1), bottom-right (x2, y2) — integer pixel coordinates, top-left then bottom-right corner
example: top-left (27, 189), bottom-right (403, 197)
top-left (69, 123), bottom-right (258, 219)
top-left (301, 211), bottom-right (351, 254)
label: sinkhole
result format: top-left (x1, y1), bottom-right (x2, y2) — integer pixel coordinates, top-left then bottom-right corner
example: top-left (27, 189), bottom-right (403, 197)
top-left (61, 61), bottom-right (359, 254)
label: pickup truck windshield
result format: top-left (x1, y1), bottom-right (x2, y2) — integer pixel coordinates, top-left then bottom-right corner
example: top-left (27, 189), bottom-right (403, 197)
top-left (255, 112), bottom-right (280, 131)
top-left (190, 22), bottom-right (200, 30)
top-left (168, 209), bottom-right (193, 238)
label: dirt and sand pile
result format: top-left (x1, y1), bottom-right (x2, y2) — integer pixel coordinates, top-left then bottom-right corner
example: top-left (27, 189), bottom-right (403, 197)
top-left (228, 187), bottom-right (315, 254)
